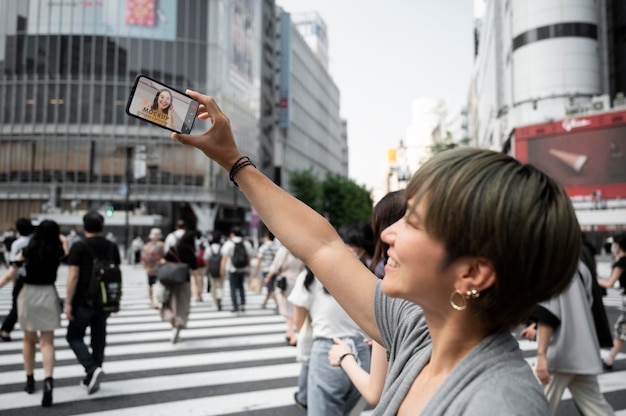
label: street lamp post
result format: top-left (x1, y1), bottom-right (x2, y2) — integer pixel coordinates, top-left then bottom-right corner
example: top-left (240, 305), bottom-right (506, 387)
top-left (124, 146), bottom-right (133, 261)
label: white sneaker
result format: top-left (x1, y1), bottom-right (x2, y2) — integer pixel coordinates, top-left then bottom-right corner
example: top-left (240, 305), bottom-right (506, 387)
top-left (87, 367), bottom-right (103, 394)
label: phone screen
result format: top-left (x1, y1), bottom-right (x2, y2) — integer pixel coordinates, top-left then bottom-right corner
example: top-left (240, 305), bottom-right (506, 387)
top-left (126, 75), bottom-right (199, 134)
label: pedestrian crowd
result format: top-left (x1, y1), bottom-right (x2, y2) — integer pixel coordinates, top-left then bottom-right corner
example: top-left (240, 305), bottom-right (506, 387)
top-left (1, 94), bottom-right (625, 414)
top-left (1, 197), bottom-right (624, 415)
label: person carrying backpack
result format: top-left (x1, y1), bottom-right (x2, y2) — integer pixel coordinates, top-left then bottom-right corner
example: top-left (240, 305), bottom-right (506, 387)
top-left (221, 226), bottom-right (253, 313)
top-left (65, 212), bottom-right (121, 396)
top-left (203, 231), bottom-right (224, 310)
top-left (252, 232), bottom-right (279, 309)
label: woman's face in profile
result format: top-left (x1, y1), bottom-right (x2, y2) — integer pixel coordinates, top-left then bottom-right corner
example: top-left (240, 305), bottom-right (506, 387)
top-left (157, 91), bottom-right (172, 111)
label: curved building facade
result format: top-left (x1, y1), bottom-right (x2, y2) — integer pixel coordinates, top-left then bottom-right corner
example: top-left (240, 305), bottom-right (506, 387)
top-left (469, 0), bottom-right (626, 150)
top-left (511, 0), bottom-right (600, 117)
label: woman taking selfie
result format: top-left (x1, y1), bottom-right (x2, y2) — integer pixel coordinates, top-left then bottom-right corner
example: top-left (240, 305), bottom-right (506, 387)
top-left (172, 92), bottom-right (581, 414)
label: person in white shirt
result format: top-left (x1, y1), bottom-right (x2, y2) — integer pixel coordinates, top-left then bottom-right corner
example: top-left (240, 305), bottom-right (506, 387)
top-left (163, 219), bottom-right (186, 254)
top-left (220, 226), bottom-right (253, 313)
top-left (289, 268), bottom-right (370, 415)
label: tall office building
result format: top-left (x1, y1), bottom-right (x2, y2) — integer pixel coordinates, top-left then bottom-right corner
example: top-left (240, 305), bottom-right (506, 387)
top-left (0, 0), bottom-right (347, 240)
top-left (274, 9), bottom-right (346, 191)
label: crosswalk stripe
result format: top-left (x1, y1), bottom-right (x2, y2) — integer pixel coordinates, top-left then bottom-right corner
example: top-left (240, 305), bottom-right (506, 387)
top-left (1, 264), bottom-right (624, 415)
top-left (76, 387), bottom-right (299, 416)
top-left (0, 364), bottom-right (301, 411)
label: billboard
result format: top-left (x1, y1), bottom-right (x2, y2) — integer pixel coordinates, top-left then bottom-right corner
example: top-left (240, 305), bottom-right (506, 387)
top-left (514, 110), bottom-right (626, 200)
top-left (27, 0), bottom-right (176, 40)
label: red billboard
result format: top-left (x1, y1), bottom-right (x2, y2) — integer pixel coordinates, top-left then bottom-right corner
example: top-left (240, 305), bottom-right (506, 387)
top-left (514, 110), bottom-right (626, 200)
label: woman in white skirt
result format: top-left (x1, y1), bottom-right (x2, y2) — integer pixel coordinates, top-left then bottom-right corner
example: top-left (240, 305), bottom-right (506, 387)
top-left (17, 220), bottom-right (67, 407)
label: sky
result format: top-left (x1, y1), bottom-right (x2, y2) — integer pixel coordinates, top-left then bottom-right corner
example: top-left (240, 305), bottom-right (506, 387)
top-left (276, 0), bottom-right (478, 191)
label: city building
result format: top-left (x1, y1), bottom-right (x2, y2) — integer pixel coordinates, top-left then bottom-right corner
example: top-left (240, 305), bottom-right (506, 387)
top-left (470, 0), bottom-right (626, 232)
top-left (0, 0), bottom-right (347, 245)
top-left (275, 9), bottom-right (347, 191)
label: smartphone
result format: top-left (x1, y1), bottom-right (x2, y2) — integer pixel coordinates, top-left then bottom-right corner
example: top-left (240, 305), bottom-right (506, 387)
top-left (125, 74), bottom-right (199, 134)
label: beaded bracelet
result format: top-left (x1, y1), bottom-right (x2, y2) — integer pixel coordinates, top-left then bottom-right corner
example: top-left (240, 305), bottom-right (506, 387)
top-left (229, 156), bottom-right (256, 187)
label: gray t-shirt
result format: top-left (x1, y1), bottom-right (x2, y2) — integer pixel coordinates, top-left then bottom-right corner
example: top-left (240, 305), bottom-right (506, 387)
top-left (539, 260), bottom-right (602, 374)
top-left (373, 281), bottom-right (548, 415)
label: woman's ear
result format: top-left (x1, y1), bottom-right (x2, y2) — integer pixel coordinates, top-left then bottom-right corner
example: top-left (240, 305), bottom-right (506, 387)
top-left (459, 257), bottom-right (496, 293)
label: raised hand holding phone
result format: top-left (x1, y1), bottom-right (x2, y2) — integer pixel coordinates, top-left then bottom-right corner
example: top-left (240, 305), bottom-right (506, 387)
top-left (126, 75), bottom-right (199, 134)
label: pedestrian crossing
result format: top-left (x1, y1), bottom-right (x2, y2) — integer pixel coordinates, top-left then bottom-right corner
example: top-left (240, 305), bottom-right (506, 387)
top-left (0, 264), bottom-right (625, 415)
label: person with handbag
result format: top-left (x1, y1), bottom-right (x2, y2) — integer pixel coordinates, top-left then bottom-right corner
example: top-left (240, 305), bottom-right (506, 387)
top-left (265, 245), bottom-right (305, 345)
top-left (159, 230), bottom-right (197, 344)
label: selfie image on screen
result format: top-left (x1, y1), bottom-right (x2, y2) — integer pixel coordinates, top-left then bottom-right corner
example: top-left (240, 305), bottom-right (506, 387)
top-left (127, 77), bottom-right (197, 133)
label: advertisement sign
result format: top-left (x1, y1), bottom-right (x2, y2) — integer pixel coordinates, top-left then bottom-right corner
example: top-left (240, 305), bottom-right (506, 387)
top-left (514, 110), bottom-right (626, 200)
top-left (28, 0), bottom-right (176, 40)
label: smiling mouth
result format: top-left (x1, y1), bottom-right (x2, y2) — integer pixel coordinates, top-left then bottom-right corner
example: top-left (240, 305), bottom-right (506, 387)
top-left (387, 258), bottom-right (399, 267)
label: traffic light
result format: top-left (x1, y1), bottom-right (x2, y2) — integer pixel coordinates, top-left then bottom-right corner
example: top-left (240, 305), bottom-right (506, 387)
top-left (105, 205), bottom-right (114, 217)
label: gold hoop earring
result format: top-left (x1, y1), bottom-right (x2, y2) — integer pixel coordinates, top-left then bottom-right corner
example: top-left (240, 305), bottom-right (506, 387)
top-left (449, 290), bottom-right (467, 311)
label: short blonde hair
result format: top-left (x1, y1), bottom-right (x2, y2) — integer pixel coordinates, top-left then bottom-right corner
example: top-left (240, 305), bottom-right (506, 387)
top-left (405, 148), bottom-right (580, 330)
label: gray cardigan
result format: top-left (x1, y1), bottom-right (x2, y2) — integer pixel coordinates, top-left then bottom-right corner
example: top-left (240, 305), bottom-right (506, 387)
top-left (373, 281), bottom-right (548, 415)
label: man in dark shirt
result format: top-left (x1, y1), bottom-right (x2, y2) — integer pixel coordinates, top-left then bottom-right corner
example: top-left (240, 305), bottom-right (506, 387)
top-left (65, 212), bottom-right (121, 395)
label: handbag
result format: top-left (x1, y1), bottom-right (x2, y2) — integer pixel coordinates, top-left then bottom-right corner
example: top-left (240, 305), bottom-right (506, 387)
top-left (157, 248), bottom-right (190, 285)
top-left (154, 281), bottom-right (171, 304)
top-left (247, 277), bottom-right (262, 293)
top-left (276, 276), bottom-right (287, 291)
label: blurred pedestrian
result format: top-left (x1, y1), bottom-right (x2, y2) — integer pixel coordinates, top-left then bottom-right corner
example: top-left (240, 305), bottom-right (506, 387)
top-left (129, 235), bottom-right (144, 265)
top-left (266, 245), bottom-right (305, 345)
top-left (220, 226), bottom-right (253, 313)
top-left (529, 260), bottom-right (614, 415)
top-left (161, 230), bottom-right (196, 343)
top-left (163, 219), bottom-right (186, 253)
top-left (17, 220), bottom-right (67, 407)
top-left (203, 231), bottom-right (224, 310)
top-left (0, 218), bottom-right (35, 342)
top-left (290, 267), bottom-right (370, 415)
top-left (327, 190), bottom-right (405, 407)
top-left (66, 228), bottom-right (82, 251)
top-left (598, 234), bottom-right (626, 370)
top-left (339, 220), bottom-right (374, 271)
top-left (369, 190), bottom-right (405, 278)
top-left (252, 232), bottom-right (279, 309)
top-left (141, 228), bottom-right (164, 308)
top-left (65, 212), bottom-right (121, 395)
top-left (192, 230), bottom-right (206, 302)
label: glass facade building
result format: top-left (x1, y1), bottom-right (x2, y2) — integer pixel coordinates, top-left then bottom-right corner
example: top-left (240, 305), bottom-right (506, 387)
top-left (0, 0), bottom-right (348, 239)
top-left (0, 0), bottom-right (264, 235)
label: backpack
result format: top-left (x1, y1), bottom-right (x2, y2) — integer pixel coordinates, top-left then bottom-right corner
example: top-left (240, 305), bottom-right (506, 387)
top-left (231, 241), bottom-right (249, 268)
top-left (85, 241), bottom-right (122, 312)
top-left (207, 244), bottom-right (222, 277)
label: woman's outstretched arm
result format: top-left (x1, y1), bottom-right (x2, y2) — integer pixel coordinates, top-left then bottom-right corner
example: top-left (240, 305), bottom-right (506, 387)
top-left (172, 91), bottom-right (381, 341)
